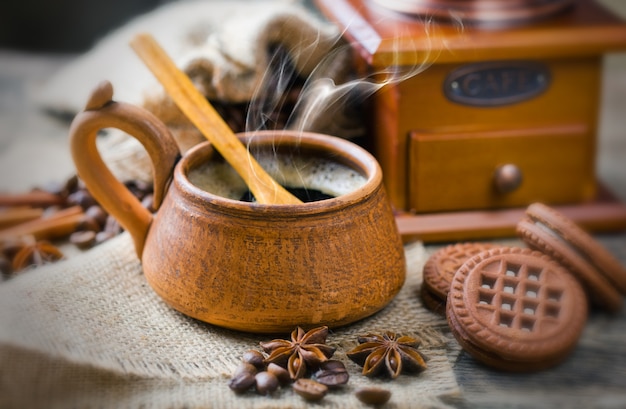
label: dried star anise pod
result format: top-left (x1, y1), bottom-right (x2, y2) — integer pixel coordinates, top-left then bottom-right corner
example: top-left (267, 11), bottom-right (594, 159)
top-left (346, 331), bottom-right (428, 379)
top-left (11, 238), bottom-right (64, 273)
top-left (260, 326), bottom-right (336, 380)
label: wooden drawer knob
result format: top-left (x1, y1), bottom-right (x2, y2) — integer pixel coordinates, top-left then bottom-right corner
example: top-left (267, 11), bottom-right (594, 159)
top-left (493, 164), bottom-right (523, 194)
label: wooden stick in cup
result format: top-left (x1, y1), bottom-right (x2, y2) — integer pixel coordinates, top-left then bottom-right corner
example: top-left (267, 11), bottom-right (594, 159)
top-left (130, 33), bottom-right (302, 205)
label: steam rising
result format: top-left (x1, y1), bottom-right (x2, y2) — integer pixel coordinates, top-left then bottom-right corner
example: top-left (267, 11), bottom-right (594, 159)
top-left (245, 15), bottom-right (444, 136)
top-left (238, 12), bottom-right (461, 198)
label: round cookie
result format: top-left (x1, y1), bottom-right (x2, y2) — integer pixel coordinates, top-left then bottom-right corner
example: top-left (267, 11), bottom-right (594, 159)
top-left (419, 284), bottom-right (446, 315)
top-left (517, 202), bottom-right (625, 312)
top-left (447, 247), bottom-right (588, 372)
top-left (423, 242), bottom-right (500, 301)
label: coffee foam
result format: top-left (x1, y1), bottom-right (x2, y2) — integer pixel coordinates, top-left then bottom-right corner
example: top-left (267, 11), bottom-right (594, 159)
top-left (188, 151), bottom-right (367, 201)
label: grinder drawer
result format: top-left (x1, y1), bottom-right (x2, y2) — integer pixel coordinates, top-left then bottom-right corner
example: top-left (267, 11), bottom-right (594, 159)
top-left (408, 124), bottom-right (595, 213)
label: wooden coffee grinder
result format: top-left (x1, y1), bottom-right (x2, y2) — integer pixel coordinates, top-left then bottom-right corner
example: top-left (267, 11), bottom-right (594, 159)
top-left (315, 0), bottom-right (626, 242)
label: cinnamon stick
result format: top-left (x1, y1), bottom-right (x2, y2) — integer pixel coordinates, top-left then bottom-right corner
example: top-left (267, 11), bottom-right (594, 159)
top-left (0, 207), bottom-right (44, 229)
top-left (0, 190), bottom-right (65, 208)
top-left (0, 206), bottom-right (84, 242)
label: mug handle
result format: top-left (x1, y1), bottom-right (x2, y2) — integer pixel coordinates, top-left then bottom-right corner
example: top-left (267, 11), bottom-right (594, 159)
top-left (69, 81), bottom-right (181, 257)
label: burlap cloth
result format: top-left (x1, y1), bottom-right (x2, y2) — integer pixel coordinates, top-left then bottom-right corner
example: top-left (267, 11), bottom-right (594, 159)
top-left (0, 233), bottom-right (461, 408)
top-left (0, 0), bottom-right (462, 407)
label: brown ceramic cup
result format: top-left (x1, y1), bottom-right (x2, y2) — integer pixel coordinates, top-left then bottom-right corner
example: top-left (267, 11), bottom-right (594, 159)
top-left (70, 82), bottom-right (405, 333)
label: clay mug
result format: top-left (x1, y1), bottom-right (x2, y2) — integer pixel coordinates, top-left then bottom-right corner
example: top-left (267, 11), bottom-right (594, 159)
top-left (69, 81), bottom-right (406, 333)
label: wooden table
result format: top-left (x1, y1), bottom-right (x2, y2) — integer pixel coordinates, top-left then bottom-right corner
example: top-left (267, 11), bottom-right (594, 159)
top-left (1, 42), bottom-right (625, 408)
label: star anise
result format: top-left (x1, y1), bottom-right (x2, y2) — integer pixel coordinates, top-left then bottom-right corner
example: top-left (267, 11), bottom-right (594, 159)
top-left (346, 331), bottom-right (428, 379)
top-left (260, 326), bottom-right (336, 380)
top-left (10, 238), bottom-right (64, 273)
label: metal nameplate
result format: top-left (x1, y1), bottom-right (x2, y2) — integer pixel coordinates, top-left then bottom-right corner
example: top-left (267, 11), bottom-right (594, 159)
top-left (443, 61), bottom-right (551, 107)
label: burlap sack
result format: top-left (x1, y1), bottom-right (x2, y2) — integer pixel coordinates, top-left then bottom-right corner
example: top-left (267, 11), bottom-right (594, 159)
top-left (38, 0), bottom-right (362, 183)
top-left (0, 235), bottom-right (460, 408)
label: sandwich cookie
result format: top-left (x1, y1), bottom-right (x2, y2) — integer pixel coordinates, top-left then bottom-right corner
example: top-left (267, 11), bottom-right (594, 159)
top-left (447, 247), bottom-right (588, 372)
top-left (517, 202), bottom-right (626, 312)
top-left (421, 242), bottom-right (498, 314)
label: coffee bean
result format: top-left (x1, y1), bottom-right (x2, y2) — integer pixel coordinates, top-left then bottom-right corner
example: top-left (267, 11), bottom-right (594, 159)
top-left (355, 386), bottom-right (391, 405)
top-left (77, 215), bottom-right (101, 233)
top-left (314, 359), bottom-right (349, 387)
top-left (141, 194), bottom-right (155, 213)
top-left (75, 176), bottom-right (87, 192)
top-left (95, 231), bottom-right (116, 244)
top-left (39, 180), bottom-right (69, 198)
top-left (242, 350), bottom-right (265, 369)
top-left (228, 362), bottom-right (258, 394)
top-left (232, 362), bottom-right (257, 378)
top-left (255, 371), bottom-right (279, 395)
top-left (267, 362), bottom-right (291, 385)
top-left (320, 360), bottom-right (346, 371)
top-left (124, 180), bottom-right (152, 200)
top-left (69, 230), bottom-right (97, 250)
top-left (67, 190), bottom-right (97, 210)
top-left (85, 205), bottom-right (108, 227)
top-left (103, 215), bottom-right (122, 235)
top-left (293, 378), bottom-right (328, 401)
top-left (41, 205), bottom-right (63, 218)
top-left (64, 175), bottom-right (79, 196)
top-left (228, 371), bottom-right (256, 393)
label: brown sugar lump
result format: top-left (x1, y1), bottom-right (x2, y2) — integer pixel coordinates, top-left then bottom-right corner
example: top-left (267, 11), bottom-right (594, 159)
top-left (421, 242), bottom-right (499, 314)
top-left (517, 202), bottom-right (626, 312)
top-left (446, 247), bottom-right (588, 372)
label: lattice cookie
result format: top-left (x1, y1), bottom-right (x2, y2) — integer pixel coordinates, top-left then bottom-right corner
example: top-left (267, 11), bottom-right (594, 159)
top-left (446, 247), bottom-right (588, 372)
